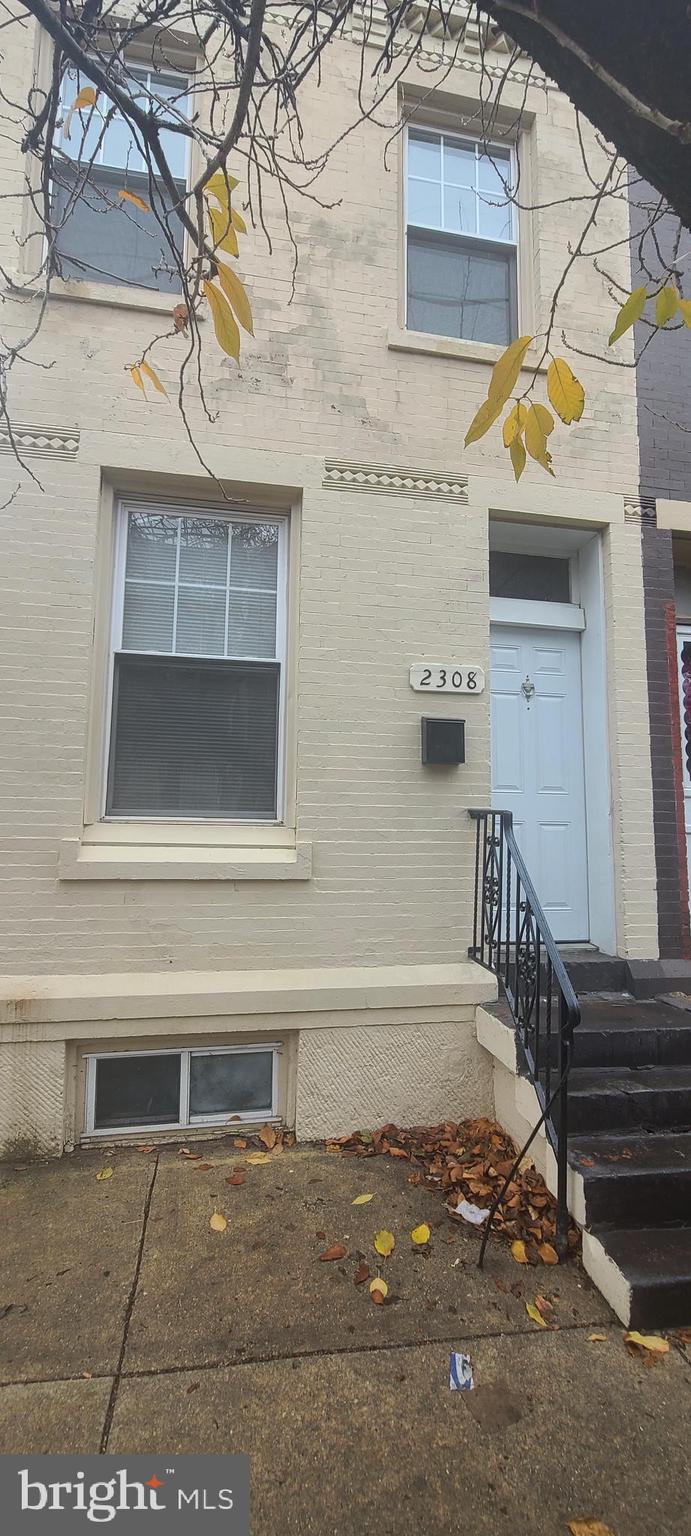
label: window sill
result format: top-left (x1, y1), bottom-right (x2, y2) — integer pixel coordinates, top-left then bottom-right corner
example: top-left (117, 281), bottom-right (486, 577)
top-left (58, 836), bottom-right (312, 882)
top-left (387, 325), bottom-right (547, 373)
top-left (4, 271), bottom-right (189, 319)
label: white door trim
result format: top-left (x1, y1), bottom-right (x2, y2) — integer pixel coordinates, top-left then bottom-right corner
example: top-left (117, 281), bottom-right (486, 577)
top-left (490, 596), bottom-right (585, 631)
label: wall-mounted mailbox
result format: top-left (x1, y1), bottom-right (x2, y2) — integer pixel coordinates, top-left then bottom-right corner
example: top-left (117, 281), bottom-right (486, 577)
top-left (421, 717), bottom-right (465, 766)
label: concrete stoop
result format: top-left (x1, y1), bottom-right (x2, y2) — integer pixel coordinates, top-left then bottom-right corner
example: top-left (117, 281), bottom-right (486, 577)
top-left (476, 1001), bottom-right (691, 1328)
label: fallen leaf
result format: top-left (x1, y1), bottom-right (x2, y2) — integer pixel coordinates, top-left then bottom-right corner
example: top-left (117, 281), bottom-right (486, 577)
top-left (538, 1242), bottom-right (559, 1266)
top-left (246, 1152), bottom-right (270, 1165)
top-left (533, 1294), bottom-right (558, 1327)
top-left (136, 1145), bottom-right (155, 1154)
top-left (319, 1244), bottom-right (346, 1261)
top-left (194, 1163), bottom-right (214, 1171)
top-left (233, 1138), bottom-right (248, 1149)
top-left (567, 1522), bottom-right (616, 1536)
top-left (209, 1212), bottom-right (227, 1233)
top-left (186, 1383), bottom-right (200, 1395)
top-left (511, 1240), bottom-right (529, 1265)
top-left (624, 1331), bottom-right (669, 1355)
top-left (526, 1301), bottom-right (548, 1328)
top-left (354, 1261), bottom-right (370, 1285)
top-left (95, 1168), bottom-right (113, 1181)
top-left (673, 1327), bottom-right (691, 1345)
top-left (369, 1277), bottom-right (388, 1304)
top-left (411, 1223), bottom-right (431, 1246)
top-left (225, 1173), bottom-right (245, 1186)
top-left (373, 1230), bottom-right (395, 1257)
top-left (352, 1193), bottom-right (374, 1206)
top-left (259, 1125), bottom-right (277, 1150)
top-left (588, 1333), bottom-right (608, 1343)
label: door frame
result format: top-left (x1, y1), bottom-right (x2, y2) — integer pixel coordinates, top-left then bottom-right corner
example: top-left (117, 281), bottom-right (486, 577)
top-left (676, 623), bottom-right (691, 900)
top-left (489, 529), bottom-right (616, 954)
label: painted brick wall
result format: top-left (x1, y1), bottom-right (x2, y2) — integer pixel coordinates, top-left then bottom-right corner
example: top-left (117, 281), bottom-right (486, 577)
top-left (0, 20), bottom-right (653, 975)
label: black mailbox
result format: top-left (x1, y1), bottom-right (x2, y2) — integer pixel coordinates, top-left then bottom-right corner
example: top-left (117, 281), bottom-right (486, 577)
top-left (421, 717), bottom-right (465, 765)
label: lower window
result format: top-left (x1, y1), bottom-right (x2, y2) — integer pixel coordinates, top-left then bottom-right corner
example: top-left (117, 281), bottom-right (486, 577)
top-left (84, 1045), bottom-right (278, 1135)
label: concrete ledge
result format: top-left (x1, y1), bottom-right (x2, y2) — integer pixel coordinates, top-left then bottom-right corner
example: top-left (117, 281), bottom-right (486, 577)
top-left (58, 838), bottom-right (313, 882)
top-left (0, 962), bottom-right (497, 1030)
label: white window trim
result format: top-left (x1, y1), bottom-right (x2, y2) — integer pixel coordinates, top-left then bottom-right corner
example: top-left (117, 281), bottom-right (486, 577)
top-left (403, 123), bottom-right (520, 341)
top-left (103, 497), bottom-right (289, 824)
top-left (84, 1042), bottom-right (280, 1137)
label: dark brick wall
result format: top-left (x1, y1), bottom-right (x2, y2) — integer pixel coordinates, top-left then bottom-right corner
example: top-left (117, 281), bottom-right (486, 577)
top-left (632, 185), bottom-right (691, 956)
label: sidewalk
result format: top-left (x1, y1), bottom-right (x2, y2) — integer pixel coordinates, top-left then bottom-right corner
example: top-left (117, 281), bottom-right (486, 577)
top-left (1, 1140), bottom-right (690, 1535)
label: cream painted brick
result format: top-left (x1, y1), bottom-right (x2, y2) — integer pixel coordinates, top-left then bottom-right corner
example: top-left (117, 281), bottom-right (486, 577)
top-left (0, 1039), bottom-right (66, 1156)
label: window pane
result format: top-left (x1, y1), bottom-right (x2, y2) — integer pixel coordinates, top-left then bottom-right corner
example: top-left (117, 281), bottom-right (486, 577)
top-left (230, 523), bottom-right (279, 589)
top-left (407, 229), bottom-right (516, 346)
top-left (122, 583), bottom-right (174, 651)
top-left (179, 517), bottom-right (228, 584)
top-left (126, 512), bottom-right (179, 580)
top-left (478, 147), bottom-right (512, 195)
top-left (408, 178), bottom-right (442, 229)
top-left (478, 196), bottom-right (513, 243)
top-left (408, 132), bottom-right (441, 180)
top-left (189, 1051), bottom-right (273, 1118)
top-left (51, 165), bottom-right (185, 291)
top-left (443, 140), bottom-right (475, 186)
top-left (443, 184), bottom-right (477, 236)
top-left (176, 588), bottom-right (226, 655)
top-left (94, 1054), bottom-right (180, 1129)
top-left (228, 592), bottom-right (277, 657)
top-left (107, 656), bottom-right (279, 817)
top-left (489, 552), bottom-right (571, 603)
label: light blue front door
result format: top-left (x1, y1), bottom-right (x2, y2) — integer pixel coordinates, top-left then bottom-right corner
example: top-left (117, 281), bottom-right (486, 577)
top-left (490, 623), bottom-right (589, 942)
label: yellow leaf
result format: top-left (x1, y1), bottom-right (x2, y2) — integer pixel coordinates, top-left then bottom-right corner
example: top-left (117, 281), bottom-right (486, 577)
top-left (203, 279), bottom-right (241, 360)
top-left (502, 400), bottom-right (528, 447)
top-left (129, 365), bottom-right (145, 394)
top-left (369, 1277), bottom-right (388, 1303)
top-left (655, 284), bottom-right (678, 326)
top-left (547, 357), bottom-right (585, 425)
top-left (231, 207), bottom-right (247, 235)
top-left (216, 262), bottom-right (254, 335)
top-left (526, 1301), bottom-right (548, 1328)
top-left (588, 1333), bottom-right (608, 1343)
top-left (531, 402), bottom-right (555, 437)
top-left (511, 1239), bottom-right (529, 1264)
top-left (246, 1151), bottom-right (270, 1165)
top-left (208, 204), bottom-right (239, 259)
top-left (352, 1193), bottom-right (374, 1205)
top-left (118, 189), bottom-right (150, 212)
top-left (567, 1522), bottom-right (616, 1536)
top-left (608, 285), bottom-right (647, 346)
top-left (538, 1241), bottom-right (559, 1265)
top-left (204, 169), bottom-right (239, 206)
top-left (524, 405), bottom-right (555, 476)
top-left (209, 1211), bottom-right (227, 1232)
top-left (411, 1223), bottom-right (430, 1245)
top-left (95, 1167), bottom-right (113, 1181)
top-left (624, 1330), bottom-right (669, 1354)
top-left (373, 1229), bottom-right (395, 1257)
top-left (677, 297), bottom-right (691, 328)
top-left (139, 360), bottom-right (167, 397)
top-left (464, 393), bottom-right (503, 447)
top-left (73, 87), bottom-right (98, 110)
top-left (487, 334), bottom-right (534, 409)
top-left (509, 435), bottom-right (526, 482)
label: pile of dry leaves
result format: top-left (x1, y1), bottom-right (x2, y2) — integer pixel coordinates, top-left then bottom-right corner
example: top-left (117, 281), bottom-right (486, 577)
top-left (327, 1116), bottom-right (579, 1264)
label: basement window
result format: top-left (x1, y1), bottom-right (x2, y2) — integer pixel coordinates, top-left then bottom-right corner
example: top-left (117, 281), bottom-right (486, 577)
top-left (84, 1044), bottom-right (278, 1135)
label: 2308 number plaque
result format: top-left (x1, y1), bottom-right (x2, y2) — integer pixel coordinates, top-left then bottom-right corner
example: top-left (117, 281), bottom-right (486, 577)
top-left (409, 663), bottom-right (485, 695)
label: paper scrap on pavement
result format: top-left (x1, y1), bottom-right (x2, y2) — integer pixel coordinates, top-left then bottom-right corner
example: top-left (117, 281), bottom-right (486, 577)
top-left (449, 1352), bottom-right (474, 1390)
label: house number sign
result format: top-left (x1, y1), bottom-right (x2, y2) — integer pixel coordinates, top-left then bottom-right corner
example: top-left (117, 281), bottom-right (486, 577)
top-left (409, 663), bottom-right (485, 695)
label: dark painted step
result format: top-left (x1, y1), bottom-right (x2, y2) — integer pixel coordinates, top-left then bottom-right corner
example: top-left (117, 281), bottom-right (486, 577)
top-left (569, 1131), bottom-right (691, 1226)
top-left (566, 1064), bottom-right (691, 1134)
top-left (560, 948), bottom-right (628, 994)
top-left (571, 998), bottom-right (691, 1070)
top-left (590, 1224), bottom-right (691, 1328)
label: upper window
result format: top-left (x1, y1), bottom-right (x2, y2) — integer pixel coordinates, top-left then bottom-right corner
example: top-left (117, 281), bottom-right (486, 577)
top-left (489, 552), bottom-right (571, 603)
top-left (406, 128), bottom-right (517, 346)
top-left (52, 63), bottom-right (189, 291)
top-left (106, 503), bottom-right (287, 820)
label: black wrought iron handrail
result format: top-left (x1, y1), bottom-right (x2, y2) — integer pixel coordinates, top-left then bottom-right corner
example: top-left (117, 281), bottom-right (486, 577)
top-left (469, 808), bottom-right (580, 1251)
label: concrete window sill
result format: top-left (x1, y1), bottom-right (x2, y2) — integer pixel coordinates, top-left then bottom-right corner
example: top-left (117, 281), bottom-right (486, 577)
top-left (387, 325), bottom-right (547, 373)
top-left (58, 837), bottom-right (312, 882)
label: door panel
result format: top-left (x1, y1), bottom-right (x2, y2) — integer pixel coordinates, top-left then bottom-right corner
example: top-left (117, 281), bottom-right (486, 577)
top-left (490, 624), bottom-right (589, 942)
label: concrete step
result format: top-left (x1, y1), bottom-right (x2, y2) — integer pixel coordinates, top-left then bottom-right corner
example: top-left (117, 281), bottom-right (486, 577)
top-left (569, 1131), bottom-right (691, 1226)
top-left (570, 998), bottom-right (691, 1069)
top-left (583, 1224), bottom-right (691, 1329)
top-left (566, 1064), bottom-right (691, 1134)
